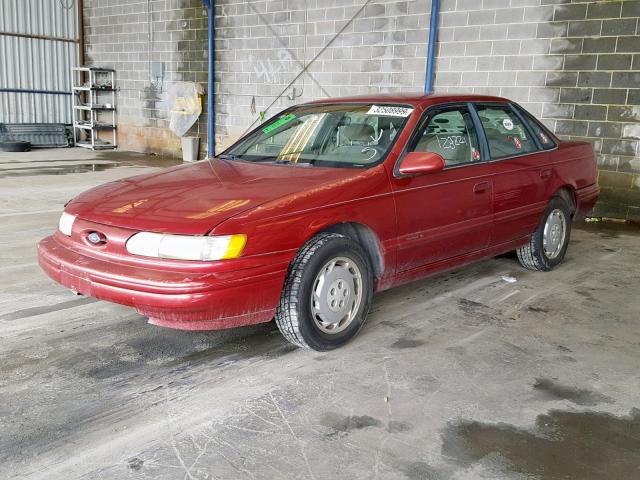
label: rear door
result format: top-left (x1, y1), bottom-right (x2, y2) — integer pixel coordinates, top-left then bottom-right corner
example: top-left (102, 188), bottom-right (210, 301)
top-left (390, 104), bottom-right (493, 272)
top-left (473, 103), bottom-right (551, 246)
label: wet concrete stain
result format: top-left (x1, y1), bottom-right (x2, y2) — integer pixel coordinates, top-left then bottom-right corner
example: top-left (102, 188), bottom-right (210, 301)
top-left (0, 297), bottom-right (98, 321)
top-left (442, 408), bottom-right (640, 480)
top-left (457, 298), bottom-right (486, 311)
top-left (1, 150), bottom-right (182, 180)
top-left (558, 355), bottom-right (578, 363)
top-left (387, 420), bottom-right (413, 433)
top-left (598, 230), bottom-right (621, 239)
top-left (576, 221), bottom-right (640, 238)
top-left (575, 287), bottom-right (598, 302)
top-left (411, 374), bottom-right (441, 396)
top-left (398, 461), bottom-right (442, 480)
top-left (0, 163), bottom-right (120, 178)
top-left (528, 305), bottom-right (550, 313)
top-left (95, 150), bottom-right (181, 167)
top-left (457, 298), bottom-right (503, 326)
top-left (379, 319), bottom-right (402, 329)
top-left (533, 378), bottom-right (613, 406)
top-left (391, 338), bottom-right (425, 349)
top-left (127, 457), bottom-right (144, 471)
top-left (320, 412), bottom-right (381, 436)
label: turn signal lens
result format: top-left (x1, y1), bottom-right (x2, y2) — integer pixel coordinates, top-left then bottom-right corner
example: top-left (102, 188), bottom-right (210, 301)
top-left (58, 212), bottom-right (76, 236)
top-left (126, 233), bottom-right (246, 261)
top-left (221, 234), bottom-right (247, 259)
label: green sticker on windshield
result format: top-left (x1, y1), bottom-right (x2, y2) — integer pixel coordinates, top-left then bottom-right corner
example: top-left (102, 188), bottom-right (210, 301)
top-left (262, 113), bottom-right (296, 134)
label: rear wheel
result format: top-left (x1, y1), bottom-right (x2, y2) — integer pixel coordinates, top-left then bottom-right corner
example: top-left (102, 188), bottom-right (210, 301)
top-left (275, 233), bottom-right (373, 351)
top-left (517, 196), bottom-right (571, 271)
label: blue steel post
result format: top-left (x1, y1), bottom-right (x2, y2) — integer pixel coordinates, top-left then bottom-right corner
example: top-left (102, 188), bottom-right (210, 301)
top-left (204, 0), bottom-right (215, 157)
top-left (424, 0), bottom-right (440, 94)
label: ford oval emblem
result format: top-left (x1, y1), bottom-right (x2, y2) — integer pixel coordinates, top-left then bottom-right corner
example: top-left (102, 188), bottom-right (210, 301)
top-left (87, 232), bottom-right (104, 245)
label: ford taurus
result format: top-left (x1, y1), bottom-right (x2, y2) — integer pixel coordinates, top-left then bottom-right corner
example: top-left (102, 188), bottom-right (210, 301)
top-left (38, 94), bottom-right (599, 350)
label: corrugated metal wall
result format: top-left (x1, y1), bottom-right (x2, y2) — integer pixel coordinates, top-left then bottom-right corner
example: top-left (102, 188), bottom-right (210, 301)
top-left (0, 0), bottom-right (79, 124)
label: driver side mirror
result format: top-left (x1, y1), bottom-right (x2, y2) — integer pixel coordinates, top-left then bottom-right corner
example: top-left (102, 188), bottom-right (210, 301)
top-left (397, 151), bottom-right (445, 177)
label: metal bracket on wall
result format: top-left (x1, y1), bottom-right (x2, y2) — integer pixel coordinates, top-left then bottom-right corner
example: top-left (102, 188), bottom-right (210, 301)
top-left (286, 87), bottom-right (303, 101)
top-left (239, 0), bottom-right (374, 137)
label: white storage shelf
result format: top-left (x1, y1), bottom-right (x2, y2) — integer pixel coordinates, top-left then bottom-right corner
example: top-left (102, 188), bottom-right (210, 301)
top-left (72, 67), bottom-right (117, 150)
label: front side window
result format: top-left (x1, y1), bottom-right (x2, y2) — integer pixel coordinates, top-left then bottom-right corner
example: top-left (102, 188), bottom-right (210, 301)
top-left (224, 104), bottom-right (413, 168)
top-left (476, 105), bottom-right (537, 159)
top-left (409, 107), bottom-right (481, 167)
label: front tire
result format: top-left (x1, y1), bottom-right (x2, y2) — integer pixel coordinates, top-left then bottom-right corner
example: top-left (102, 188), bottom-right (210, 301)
top-left (517, 196), bottom-right (572, 271)
top-left (275, 233), bottom-right (373, 351)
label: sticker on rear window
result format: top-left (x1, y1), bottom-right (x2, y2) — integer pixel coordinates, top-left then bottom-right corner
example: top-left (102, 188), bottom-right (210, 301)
top-left (509, 136), bottom-right (522, 150)
top-left (502, 118), bottom-right (514, 131)
top-left (262, 113), bottom-right (297, 134)
top-left (367, 105), bottom-right (413, 117)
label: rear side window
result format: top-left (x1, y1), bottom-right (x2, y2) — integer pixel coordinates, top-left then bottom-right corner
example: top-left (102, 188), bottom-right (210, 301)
top-left (476, 105), bottom-right (537, 159)
top-left (409, 107), bottom-right (481, 167)
top-left (520, 109), bottom-right (556, 150)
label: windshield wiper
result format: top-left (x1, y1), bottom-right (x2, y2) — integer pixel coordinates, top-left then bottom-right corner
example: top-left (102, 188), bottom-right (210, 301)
top-left (225, 155), bottom-right (317, 166)
top-left (245, 156), bottom-right (295, 164)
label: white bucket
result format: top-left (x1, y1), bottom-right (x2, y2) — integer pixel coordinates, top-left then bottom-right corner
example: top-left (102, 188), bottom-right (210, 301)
top-left (181, 136), bottom-right (200, 162)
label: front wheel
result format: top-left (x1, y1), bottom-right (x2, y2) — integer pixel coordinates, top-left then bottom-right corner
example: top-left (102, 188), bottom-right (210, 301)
top-left (275, 233), bottom-right (373, 351)
top-left (517, 196), bottom-right (572, 271)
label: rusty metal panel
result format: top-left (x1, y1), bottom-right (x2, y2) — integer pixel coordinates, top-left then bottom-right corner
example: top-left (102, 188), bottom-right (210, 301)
top-left (0, 0), bottom-right (79, 124)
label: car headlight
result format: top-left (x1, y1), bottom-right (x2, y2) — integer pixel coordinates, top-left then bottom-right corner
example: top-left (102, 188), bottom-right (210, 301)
top-left (58, 212), bottom-right (76, 236)
top-left (126, 232), bottom-right (246, 261)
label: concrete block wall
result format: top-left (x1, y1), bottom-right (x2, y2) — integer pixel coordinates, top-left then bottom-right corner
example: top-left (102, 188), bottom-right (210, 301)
top-left (213, 0), bottom-right (431, 149)
top-left (433, 0), bottom-right (640, 221)
top-left (83, 0), bottom-right (640, 220)
top-left (214, 0), bottom-right (640, 220)
top-left (83, 0), bottom-right (209, 158)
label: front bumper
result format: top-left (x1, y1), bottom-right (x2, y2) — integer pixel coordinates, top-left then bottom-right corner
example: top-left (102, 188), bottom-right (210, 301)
top-left (38, 235), bottom-right (289, 330)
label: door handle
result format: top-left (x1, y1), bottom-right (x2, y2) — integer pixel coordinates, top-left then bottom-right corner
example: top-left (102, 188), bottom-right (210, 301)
top-left (540, 169), bottom-right (552, 179)
top-left (473, 181), bottom-right (490, 193)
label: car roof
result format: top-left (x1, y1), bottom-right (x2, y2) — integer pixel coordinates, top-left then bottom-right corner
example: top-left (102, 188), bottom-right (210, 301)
top-left (305, 92), bottom-right (510, 108)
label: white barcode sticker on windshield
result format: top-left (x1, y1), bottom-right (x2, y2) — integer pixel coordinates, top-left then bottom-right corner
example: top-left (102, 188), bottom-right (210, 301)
top-left (367, 105), bottom-right (414, 117)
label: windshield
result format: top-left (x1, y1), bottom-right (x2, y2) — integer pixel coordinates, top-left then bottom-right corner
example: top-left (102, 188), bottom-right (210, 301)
top-left (223, 103), bottom-right (414, 168)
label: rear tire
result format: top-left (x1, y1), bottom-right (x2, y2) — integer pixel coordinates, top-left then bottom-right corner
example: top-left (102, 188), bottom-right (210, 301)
top-left (275, 233), bottom-right (373, 351)
top-left (517, 196), bottom-right (571, 271)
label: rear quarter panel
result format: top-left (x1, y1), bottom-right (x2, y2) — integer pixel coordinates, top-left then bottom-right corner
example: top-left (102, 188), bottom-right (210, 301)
top-left (547, 140), bottom-right (599, 212)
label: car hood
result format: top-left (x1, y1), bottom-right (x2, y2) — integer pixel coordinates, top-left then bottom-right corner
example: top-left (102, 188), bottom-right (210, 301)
top-left (66, 159), bottom-right (357, 235)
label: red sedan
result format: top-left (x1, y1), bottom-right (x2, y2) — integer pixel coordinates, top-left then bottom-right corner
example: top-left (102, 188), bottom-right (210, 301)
top-left (38, 94), bottom-right (599, 350)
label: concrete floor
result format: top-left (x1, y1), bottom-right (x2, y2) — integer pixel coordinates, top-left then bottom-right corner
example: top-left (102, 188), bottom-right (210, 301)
top-left (1, 149), bottom-right (639, 480)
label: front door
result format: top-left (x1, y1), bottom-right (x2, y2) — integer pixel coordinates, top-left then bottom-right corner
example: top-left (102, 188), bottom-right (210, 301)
top-left (391, 105), bottom-right (493, 273)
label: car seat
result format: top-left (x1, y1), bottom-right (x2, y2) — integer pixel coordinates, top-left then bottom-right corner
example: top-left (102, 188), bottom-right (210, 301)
top-left (415, 132), bottom-right (471, 165)
top-left (323, 123), bottom-right (377, 161)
